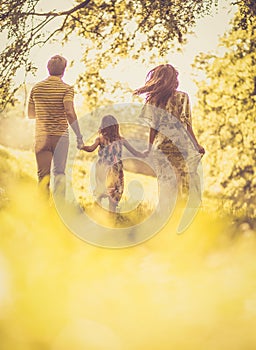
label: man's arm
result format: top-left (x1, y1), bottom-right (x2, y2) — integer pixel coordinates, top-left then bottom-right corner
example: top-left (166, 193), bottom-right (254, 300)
top-left (63, 100), bottom-right (83, 148)
top-left (28, 102), bottom-right (36, 119)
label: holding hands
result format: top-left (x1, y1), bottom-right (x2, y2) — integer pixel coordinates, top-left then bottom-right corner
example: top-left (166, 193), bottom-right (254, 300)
top-left (76, 135), bottom-right (84, 150)
top-left (136, 151), bottom-right (147, 158)
top-left (143, 149), bottom-right (150, 157)
top-left (197, 144), bottom-right (205, 155)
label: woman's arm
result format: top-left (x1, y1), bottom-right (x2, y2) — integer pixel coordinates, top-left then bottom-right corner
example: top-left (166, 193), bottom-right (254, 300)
top-left (81, 137), bottom-right (100, 152)
top-left (122, 139), bottom-right (145, 158)
top-left (183, 92), bottom-right (205, 155)
top-left (148, 127), bottom-right (157, 151)
top-left (143, 127), bottom-right (157, 156)
top-left (187, 125), bottom-right (205, 154)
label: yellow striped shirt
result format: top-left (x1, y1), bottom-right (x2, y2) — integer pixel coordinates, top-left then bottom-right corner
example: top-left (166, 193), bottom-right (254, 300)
top-left (29, 76), bottom-right (74, 137)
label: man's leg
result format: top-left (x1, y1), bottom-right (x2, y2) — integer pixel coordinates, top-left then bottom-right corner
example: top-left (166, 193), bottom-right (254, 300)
top-left (35, 136), bottom-right (52, 198)
top-left (52, 135), bottom-right (69, 200)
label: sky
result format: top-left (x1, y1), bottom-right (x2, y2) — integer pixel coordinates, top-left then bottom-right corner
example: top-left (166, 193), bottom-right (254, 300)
top-left (19, 0), bottom-right (236, 108)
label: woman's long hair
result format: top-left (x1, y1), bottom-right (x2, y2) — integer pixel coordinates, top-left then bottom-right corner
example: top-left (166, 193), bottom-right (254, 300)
top-left (99, 115), bottom-right (121, 143)
top-left (134, 64), bottom-right (179, 108)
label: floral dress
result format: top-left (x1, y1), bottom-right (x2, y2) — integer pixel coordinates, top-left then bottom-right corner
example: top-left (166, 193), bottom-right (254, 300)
top-left (94, 139), bottom-right (124, 204)
top-left (140, 91), bottom-right (202, 196)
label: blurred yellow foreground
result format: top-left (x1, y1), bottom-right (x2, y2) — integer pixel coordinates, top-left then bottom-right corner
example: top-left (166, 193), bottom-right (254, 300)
top-left (0, 145), bottom-right (256, 350)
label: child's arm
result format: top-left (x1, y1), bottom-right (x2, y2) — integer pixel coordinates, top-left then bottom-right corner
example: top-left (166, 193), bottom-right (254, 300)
top-left (122, 138), bottom-right (145, 158)
top-left (81, 137), bottom-right (100, 152)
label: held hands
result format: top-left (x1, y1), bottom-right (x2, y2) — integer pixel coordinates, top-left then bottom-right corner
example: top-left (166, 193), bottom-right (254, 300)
top-left (136, 151), bottom-right (147, 158)
top-left (197, 144), bottom-right (205, 155)
top-left (143, 150), bottom-right (150, 157)
top-left (76, 135), bottom-right (84, 150)
top-left (140, 142), bottom-right (152, 158)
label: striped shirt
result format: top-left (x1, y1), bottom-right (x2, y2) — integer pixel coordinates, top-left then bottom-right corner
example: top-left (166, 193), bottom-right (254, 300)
top-left (28, 76), bottom-right (74, 137)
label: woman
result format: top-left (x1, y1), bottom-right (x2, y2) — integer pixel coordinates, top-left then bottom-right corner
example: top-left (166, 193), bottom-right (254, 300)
top-left (135, 64), bottom-right (205, 202)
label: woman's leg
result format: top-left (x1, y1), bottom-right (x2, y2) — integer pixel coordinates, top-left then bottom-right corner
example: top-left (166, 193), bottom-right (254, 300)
top-left (93, 162), bottom-right (109, 205)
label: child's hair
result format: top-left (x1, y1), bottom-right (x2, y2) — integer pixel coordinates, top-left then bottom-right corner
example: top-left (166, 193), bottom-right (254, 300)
top-left (99, 115), bottom-right (121, 142)
top-left (134, 64), bottom-right (179, 108)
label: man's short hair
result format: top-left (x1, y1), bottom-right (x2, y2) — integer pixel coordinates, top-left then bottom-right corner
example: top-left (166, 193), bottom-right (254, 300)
top-left (47, 55), bottom-right (67, 76)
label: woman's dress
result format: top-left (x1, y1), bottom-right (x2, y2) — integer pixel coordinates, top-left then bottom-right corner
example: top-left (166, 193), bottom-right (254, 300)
top-left (140, 91), bottom-right (202, 199)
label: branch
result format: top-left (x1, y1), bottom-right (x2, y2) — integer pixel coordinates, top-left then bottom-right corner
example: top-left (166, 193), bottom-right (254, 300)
top-left (19, 0), bottom-right (91, 18)
top-left (35, 16), bottom-right (69, 45)
top-left (70, 15), bottom-right (104, 38)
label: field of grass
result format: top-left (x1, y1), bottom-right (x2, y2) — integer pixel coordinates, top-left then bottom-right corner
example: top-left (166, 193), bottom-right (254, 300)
top-left (0, 144), bottom-right (256, 349)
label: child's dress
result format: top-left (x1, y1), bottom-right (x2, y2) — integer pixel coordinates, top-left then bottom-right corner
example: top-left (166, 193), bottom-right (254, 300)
top-left (94, 139), bottom-right (124, 205)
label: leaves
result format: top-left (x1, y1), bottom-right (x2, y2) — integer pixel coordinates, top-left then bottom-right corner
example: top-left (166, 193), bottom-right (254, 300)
top-left (232, 0), bottom-right (256, 29)
top-left (193, 12), bottom-right (256, 217)
top-left (0, 0), bottom-right (217, 110)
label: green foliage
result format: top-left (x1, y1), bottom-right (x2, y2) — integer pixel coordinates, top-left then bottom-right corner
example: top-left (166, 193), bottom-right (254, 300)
top-left (0, 0), bottom-right (218, 110)
top-left (193, 11), bottom-right (256, 217)
top-left (0, 145), bottom-right (35, 184)
top-left (0, 144), bottom-right (35, 207)
top-left (0, 0), bottom-right (40, 108)
top-left (232, 0), bottom-right (256, 30)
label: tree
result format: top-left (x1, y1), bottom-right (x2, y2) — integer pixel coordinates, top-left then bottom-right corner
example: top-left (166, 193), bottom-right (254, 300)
top-left (1, 0), bottom-right (255, 111)
top-left (233, 0), bottom-right (256, 29)
top-left (1, 0), bottom-right (220, 110)
top-left (192, 10), bottom-right (256, 217)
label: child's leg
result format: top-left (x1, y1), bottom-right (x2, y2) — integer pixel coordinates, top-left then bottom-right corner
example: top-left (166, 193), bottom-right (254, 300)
top-left (94, 162), bottom-right (109, 204)
top-left (109, 199), bottom-right (118, 213)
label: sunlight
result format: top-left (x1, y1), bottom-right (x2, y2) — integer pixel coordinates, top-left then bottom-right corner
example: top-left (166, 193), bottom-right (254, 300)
top-left (1, 0), bottom-right (255, 348)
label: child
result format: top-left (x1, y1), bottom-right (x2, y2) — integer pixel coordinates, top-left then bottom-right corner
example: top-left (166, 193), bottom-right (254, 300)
top-left (81, 115), bottom-right (144, 212)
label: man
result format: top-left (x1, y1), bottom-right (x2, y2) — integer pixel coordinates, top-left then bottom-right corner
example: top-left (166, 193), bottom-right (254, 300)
top-left (28, 55), bottom-right (83, 200)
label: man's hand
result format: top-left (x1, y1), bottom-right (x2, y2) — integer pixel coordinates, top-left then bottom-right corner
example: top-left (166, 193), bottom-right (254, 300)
top-left (77, 136), bottom-right (84, 150)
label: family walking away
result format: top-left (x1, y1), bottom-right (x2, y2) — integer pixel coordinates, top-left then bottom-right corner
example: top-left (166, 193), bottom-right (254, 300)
top-left (28, 56), bottom-right (205, 217)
